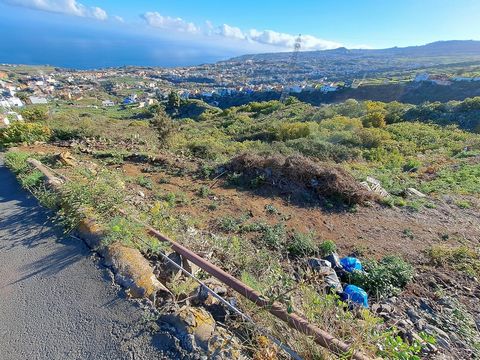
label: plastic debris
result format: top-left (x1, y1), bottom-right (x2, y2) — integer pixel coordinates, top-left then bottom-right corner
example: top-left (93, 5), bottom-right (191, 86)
top-left (325, 252), bottom-right (342, 269)
top-left (360, 176), bottom-right (390, 199)
top-left (405, 187), bottom-right (426, 198)
top-left (324, 268), bottom-right (343, 293)
top-left (307, 258), bottom-right (332, 270)
top-left (343, 285), bottom-right (369, 308)
top-left (340, 257), bottom-right (363, 273)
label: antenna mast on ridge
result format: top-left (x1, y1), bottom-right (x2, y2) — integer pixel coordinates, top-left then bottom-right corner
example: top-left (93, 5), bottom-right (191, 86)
top-left (279, 34), bottom-right (302, 103)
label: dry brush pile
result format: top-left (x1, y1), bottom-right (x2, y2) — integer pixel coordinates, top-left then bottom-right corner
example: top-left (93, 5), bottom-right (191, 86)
top-left (228, 153), bottom-right (377, 205)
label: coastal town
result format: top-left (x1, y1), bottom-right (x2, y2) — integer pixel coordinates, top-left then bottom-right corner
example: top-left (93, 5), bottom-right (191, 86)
top-left (2, 45), bottom-right (480, 126)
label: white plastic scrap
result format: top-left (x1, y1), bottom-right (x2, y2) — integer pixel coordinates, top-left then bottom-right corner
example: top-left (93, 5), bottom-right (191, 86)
top-left (360, 176), bottom-right (391, 199)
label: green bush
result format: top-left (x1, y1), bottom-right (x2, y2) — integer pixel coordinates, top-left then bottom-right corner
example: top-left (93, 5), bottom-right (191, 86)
top-left (257, 223), bottom-right (286, 248)
top-left (350, 256), bottom-right (414, 299)
top-left (275, 122), bottom-right (317, 141)
top-left (21, 107), bottom-right (48, 122)
top-left (318, 240), bottom-right (337, 257)
top-left (0, 122), bottom-right (52, 146)
top-left (287, 231), bottom-right (317, 257)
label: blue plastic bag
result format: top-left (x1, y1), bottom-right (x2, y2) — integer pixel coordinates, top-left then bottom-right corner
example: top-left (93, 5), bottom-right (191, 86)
top-left (340, 257), bottom-right (363, 272)
top-left (343, 284), bottom-right (369, 308)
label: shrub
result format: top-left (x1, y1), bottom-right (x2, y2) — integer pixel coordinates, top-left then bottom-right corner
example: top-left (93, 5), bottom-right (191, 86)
top-left (318, 240), bottom-right (337, 257)
top-left (275, 122), bottom-right (317, 141)
top-left (350, 256), bottom-right (414, 299)
top-left (197, 185), bottom-right (211, 198)
top-left (257, 223), bottom-right (286, 248)
top-left (0, 121), bottom-right (52, 146)
top-left (287, 231), bottom-right (316, 257)
top-left (21, 107), bottom-right (48, 122)
top-left (218, 216), bottom-right (244, 232)
top-left (136, 176), bottom-right (153, 190)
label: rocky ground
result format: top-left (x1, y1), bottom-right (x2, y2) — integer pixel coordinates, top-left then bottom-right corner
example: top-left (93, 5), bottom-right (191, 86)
top-left (12, 141), bottom-right (480, 359)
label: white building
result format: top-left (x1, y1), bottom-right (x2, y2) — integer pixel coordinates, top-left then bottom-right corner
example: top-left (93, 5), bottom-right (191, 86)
top-left (29, 96), bottom-right (48, 105)
top-left (101, 100), bottom-right (115, 107)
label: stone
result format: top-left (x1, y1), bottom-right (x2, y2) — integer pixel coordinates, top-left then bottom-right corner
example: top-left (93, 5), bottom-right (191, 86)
top-left (407, 307), bottom-right (421, 323)
top-left (161, 307), bottom-right (216, 352)
top-left (104, 243), bottom-right (168, 299)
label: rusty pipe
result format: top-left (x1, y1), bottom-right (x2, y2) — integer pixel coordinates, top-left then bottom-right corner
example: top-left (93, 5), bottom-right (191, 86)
top-left (125, 212), bottom-right (372, 360)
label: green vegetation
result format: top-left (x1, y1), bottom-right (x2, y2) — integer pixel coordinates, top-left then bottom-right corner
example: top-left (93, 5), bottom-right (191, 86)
top-left (350, 256), bottom-right (414, 299)
top-left (428, 245), bottom-right (480, 277)
top-left (318, 240), bottom-right (337, 257)
top-left (4, 93), bottom-right (480, 358)
top-left (0, 121), bottom-right (52, 146)
top-left (287, 231), bottom-right (316, 257)
top-left (21, 107), bottom-right (48, 122)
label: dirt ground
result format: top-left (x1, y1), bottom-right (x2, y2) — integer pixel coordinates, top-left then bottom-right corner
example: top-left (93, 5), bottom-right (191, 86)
top-left (17, 142), bottom-right (480, 359)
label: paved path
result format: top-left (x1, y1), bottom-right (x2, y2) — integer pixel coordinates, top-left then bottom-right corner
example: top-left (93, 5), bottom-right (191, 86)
top-left (0, 155), bottom-right (175, 360)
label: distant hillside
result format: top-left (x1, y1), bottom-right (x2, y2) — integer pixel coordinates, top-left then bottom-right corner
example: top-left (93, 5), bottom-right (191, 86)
top-left (229, 40), bottom-right (480, 62)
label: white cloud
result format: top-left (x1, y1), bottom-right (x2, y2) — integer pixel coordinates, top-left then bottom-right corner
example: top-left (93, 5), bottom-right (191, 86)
top-left (141, 13), bottom-right (348, 51)
top-left (249, 29), bottom-right (342, 50)
top-left (142, 11), bottom-right (199, 34)
top-left (215, 24), bottom-right (246, 40)
top-left (113, 15), bottom-right (124, 23)
top-left (91, 6), bottom-right (107, 20)
top-left (3, 0), bottom-right (108, 20)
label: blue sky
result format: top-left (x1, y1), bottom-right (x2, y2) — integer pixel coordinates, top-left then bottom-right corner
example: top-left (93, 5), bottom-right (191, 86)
top-left (0, 0), bottom-right (479, 68)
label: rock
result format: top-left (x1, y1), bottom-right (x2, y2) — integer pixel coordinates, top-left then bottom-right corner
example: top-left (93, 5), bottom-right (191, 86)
top-left (57, 151), bottom-right (77, 167)
top-left (407, 308), bottom-right (421, 323)
top-left (380, 303), bottom-right (394, 313)
top-left (415, 318), bottom-right (427, 331)
top-left (208, 326), bottom-right (244, 360)
top-left (435, 336), bottom-right (451, 350)
top-left (425, 324), bottom-right (451, 342)
top-left (419, 299), bottom-right (434, 314)
top-left (104, 243), bottom-right (168, 299)
top-left (161, 307), bottom-right (216, 352)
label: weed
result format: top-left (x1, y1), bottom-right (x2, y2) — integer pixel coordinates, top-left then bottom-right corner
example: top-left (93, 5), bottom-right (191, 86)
top-left (377, 331), bottom-right (436, 360)
top-left (264, 203), bottom-right (279, 215)
top-left (207, 202), bottom-right (218, 211)
top-left (287, 231), bottom-right (317, 257)
top-left (197, 185), bottom-right (211, 198)
top-left (454, 199), bottom-right (471, 209)
top-left (428, 245), bottom-right (480, 277)
top-left (403, 228), bottom-right (414, 239)
top-left (250, 174), bottom-right (266, 189)
top-left (226, 172), bottom-right (242, 186)
top-left (19, 169), bottom-right (44, 188)
top-left (5, 151), bottom-right (31, 174)
top-left (350, 256), bottom-right (414, 299)
top-left (318, 240), bottom-right (337, 257)
top-left (136, 176), bottom-right (153, 190)
top-left (256, 223), bottom-right (286, 248)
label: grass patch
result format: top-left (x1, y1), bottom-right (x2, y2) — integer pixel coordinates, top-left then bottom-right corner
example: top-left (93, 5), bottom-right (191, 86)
top-left (428, 245), bottom-right (480, 277)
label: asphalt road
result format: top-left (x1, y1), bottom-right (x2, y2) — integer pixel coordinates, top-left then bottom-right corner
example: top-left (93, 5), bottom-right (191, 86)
top-left (0, 155), bottom-right (176, 360)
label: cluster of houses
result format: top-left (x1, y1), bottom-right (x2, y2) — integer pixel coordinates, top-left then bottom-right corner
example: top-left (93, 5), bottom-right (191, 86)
top-left (414, 72), bottom-right (480, 86)
top-left (0, 79), bottom-right (24, 127)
